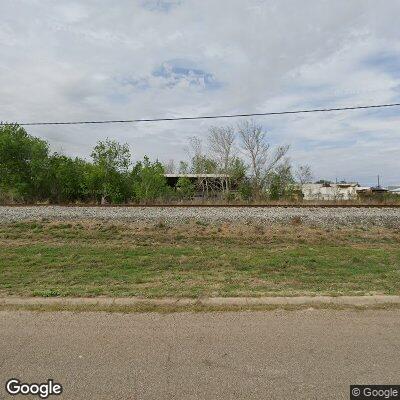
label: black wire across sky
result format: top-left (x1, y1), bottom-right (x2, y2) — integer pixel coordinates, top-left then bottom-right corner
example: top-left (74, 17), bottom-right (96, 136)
top-left (2, 102), bottom-right (400, 127)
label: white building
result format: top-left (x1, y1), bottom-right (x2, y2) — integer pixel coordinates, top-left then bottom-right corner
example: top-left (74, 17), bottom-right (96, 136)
top-left (388, 186), bottom-right (400, 195)
top-left (302, 183), bottom-right (360, 201)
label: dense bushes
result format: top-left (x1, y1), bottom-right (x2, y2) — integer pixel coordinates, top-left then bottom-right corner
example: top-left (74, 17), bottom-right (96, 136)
top-left (176, 177), bottom-right (196, 199)
top-left (48, 155), bottom-right (90, 203)
top-left (0, 124), bottom-right (50, 202)
top-left (0, 123), bottom-right (302, 204)
top-left (132, 156), bottom-right (170, 202)
top-left (0, 124), bottom-right (169, 204)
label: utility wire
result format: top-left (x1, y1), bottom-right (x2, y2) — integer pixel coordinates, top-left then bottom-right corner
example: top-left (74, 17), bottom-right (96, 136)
top-left (2, 102), bottom-right (400, 126)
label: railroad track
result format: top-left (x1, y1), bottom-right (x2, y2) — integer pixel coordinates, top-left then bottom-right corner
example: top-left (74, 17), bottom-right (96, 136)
top-left (2, 204), bottom-right (400, 208)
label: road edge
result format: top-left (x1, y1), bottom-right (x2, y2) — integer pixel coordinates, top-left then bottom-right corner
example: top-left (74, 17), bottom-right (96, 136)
top-left (1, 295), bottom-right (400, 313)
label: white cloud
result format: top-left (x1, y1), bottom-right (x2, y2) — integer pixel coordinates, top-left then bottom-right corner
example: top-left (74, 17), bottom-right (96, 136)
top-left (1, 0), bottom-right (400, 184)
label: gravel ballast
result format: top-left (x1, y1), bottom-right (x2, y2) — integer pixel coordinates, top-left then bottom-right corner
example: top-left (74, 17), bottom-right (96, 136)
top-left (1, 206), bottom-right (400, 227)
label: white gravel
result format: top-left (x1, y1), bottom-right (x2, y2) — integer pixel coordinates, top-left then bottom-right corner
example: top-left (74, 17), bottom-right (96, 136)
top-left (1, 206), bottom-right (400, 227)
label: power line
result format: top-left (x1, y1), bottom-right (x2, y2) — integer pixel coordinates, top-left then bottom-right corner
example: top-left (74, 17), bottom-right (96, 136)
top-left (2, 102), bottom-right (400, 126)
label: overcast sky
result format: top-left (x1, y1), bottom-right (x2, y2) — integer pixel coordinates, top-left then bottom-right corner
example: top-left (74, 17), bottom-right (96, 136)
top-left (1, 0), bottom-right (400, 185)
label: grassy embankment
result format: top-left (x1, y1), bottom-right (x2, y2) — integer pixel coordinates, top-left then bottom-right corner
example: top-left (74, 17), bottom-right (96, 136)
top-left (0, 220), bottom-right (399, 298)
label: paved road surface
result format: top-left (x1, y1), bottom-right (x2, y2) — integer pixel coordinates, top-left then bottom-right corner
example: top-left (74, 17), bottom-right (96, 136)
top-left (1, 310), bottom-right (400, 399)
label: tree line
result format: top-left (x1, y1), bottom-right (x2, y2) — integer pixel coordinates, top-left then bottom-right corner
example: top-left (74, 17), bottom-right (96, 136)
top-left (0, 122), bottom-right (313, 204)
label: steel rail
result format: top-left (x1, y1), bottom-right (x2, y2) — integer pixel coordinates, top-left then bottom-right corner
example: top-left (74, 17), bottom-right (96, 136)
top-left (2, 204), bottom-right (400, 208)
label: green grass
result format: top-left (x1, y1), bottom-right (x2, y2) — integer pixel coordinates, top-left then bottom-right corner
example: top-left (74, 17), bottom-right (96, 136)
top-left (0, 221), bottom-right (400, 297)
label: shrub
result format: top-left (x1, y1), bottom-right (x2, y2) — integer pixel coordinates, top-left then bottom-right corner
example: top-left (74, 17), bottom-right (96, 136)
top-left (176, 177), bottom-right (196, 199)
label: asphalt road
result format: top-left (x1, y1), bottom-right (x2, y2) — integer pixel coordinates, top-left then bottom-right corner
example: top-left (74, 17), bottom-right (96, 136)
top-left (1, 310), bottom-right (400, 399)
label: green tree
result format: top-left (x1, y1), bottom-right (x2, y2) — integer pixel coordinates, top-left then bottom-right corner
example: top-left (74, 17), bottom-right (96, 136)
top-left (227, 156), bottom-right (247, 188)
top-left (0, 124), bottom-right (50, 202)
top-left (176, 176), bottom-right (195, 199)
top-left (268, 160), bottom-right (295, 200)
top-left (90, 139), bottom-right (132, 203)
top-left (48, 154), bottom-right (90, 203)
top-left (226, 156), bottom-right (251, 200)
top-left (237, 180), bottom-right (253, 201)
top-left (191, 155), bottom-right (217, 174)
top-left (132, 156), bottom-right (169, 202)
top-left (187, 136), bottom-right (217, 174)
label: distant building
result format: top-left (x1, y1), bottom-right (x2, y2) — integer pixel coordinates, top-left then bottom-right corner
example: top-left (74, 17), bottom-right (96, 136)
top-left (302, 181), bottom-right (398, 201)
top-left (388, 186), bottom-right (400, 195)
top-left (164, 173), bottom-right (230, 197)
top-left (370, 186), bottom-right (388, 194)
top-left (302, 182), bottom-right (360, 201)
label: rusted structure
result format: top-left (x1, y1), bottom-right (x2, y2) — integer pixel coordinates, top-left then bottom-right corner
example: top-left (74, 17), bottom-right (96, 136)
top-left (164, 174), bottom-right (230, 198)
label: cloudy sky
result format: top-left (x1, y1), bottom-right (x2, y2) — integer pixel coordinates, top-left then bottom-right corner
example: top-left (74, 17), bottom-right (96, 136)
top-left (1, 0), bottom-right (400, 185)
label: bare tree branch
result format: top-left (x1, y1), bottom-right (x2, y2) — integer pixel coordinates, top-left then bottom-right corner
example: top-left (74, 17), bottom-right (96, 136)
top-left (187, 136), bottom-right (217, 174)
top-left (296, 164), bottom-right (314, 184)
top-left (238, 120), bottom-right (289, 198)
top-left (163, 159), bottom-right (175, 174)
top-left (207, 126), bottom-right (236, 174)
